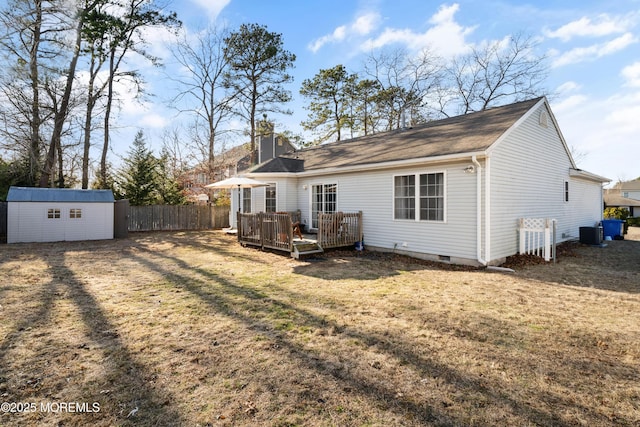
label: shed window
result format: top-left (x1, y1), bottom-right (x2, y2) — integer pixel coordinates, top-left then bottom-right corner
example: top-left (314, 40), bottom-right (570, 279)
top-left (70, 208), bottom-right (82, 219)
top-left (47, 208), bottom-right (61, 219)
top-left (394, 172), bottom-right (445, 222)
top-left (564, 181), bottom-right (569, 202)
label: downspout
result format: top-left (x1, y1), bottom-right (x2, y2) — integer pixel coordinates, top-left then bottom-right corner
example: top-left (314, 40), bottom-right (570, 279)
top-left (485, 156), bottom-right (491, 264)
top-left (472, 155), bottom-right (487, 266)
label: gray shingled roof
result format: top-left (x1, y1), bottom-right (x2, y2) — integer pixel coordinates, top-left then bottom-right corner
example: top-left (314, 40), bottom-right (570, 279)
top-left (7, 187), bottom-right (115, 202)
top-left (256, 97), bottom-right (543, 172)
top-left (604, 193), bottom-right (640, 207)
top-left (620, 180), bottom-right (640, 191)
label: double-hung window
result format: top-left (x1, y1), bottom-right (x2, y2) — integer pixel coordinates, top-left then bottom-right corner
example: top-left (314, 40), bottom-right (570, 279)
top-left (265, 184), bottom-right (276, 213)
top-left (242, 188), bottom-right (251, 213)
top-left (394, 172), bottom-right (445, 221)
top-left (47, 208), bottom-right (61, 219)
top-left (394, 175), bottom-right (415, 220)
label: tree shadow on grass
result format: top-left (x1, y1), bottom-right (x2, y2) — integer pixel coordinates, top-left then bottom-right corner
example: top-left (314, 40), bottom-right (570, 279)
top-left (128, 245), bottom-right (609, 426)
top-left (0, 253), bottom-right (183, 426)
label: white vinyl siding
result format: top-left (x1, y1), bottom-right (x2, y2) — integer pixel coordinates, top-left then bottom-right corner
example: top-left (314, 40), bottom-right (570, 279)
top-left (489, 102), bottom-right (603, 261)
top-left (294, 163), bottom-right (476, 262)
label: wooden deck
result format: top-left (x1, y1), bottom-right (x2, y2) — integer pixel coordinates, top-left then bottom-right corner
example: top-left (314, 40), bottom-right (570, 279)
top-left (237, 211), bottom-right (362, 257)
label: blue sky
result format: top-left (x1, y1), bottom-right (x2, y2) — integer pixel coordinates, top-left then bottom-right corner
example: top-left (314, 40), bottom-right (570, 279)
top-left (114, 1), bottom-right (640, 183)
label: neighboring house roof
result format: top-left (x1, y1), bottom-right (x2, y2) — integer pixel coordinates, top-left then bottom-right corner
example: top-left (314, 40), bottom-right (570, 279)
top-left (257, 97), bottom-right (545, 173)
top-left (7, 186), bottom-right (115, 203)
top-left (252, 157), bottom-right (304, 173)
top-left (620, 179), bottom-right (640, 191)
top-left (604, 193), bottom-right (640, 207)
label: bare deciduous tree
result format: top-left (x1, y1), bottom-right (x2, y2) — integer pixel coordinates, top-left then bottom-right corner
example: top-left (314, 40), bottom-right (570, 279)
top-left (440, 33), bottom-right (549, 116)
top-left (168, 25), bottom-right (235, 181)
top-left (363, 47), bottom-right (443, 131)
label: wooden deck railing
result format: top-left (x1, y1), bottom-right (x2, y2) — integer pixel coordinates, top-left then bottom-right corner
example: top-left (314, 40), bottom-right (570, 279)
top-left (237, 212), bottom-right (295, 252)
top-left (318, 211), bottom-right (363, 249)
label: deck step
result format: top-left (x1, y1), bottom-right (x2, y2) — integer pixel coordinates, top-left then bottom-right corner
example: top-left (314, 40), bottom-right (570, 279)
top-left (292, 242), bottom-right (324, 259)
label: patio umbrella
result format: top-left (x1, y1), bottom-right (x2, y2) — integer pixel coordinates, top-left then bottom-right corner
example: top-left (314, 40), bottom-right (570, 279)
top-left (205, 176), bottom-right (269, 214)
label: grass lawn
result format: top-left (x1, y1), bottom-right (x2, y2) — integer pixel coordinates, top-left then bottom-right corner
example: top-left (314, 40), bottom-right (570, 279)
top-left (0, 229), bottom-right (639, 426)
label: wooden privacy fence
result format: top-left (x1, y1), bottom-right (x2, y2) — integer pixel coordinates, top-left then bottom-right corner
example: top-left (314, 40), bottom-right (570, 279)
top-left (0, 201), bottom-right (7, 244)
top-left (238, 212), bottom-right (294, 252)
top-left (129, 205), bottom-right (229, 231)
top-left (318, 211), bottom-right (363, 249)
top-left (519, 217), bottom-right (557, 262)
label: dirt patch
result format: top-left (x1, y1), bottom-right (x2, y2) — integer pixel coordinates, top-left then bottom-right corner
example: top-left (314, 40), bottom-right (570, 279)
top-left (0, 228), bottom-right (638, 426)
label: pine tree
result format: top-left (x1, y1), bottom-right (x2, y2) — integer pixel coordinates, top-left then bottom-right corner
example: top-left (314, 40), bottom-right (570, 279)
top-left (156, 148), bottom-right (186, 205)
top-left (117, 131), bottom-right (159, 206)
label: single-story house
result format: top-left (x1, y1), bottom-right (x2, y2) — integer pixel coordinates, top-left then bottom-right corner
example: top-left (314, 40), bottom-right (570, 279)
top-left (619, 179), bottom-right (640, 201)
top-left (7, 186), bottom-right (115, 244)
top-left (232, 97), bottom-right (609, 265)
top-left (604, 192), bottom-right (640, 217)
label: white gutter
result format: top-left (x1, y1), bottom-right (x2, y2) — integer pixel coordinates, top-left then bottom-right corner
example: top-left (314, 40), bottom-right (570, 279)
top-left (472, 155), bottom-right (487, 266)
top-left (247, 151), bottom-right (488, 179)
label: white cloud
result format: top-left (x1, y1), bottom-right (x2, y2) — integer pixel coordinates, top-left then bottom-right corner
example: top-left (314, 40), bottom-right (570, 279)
top-left (551, 33), bottom-right (638, 68)
top-left (139, 113), bottom-right (169, 129)
top-left (544, 14), bottom-right (634, 42)
top-left (360, 3), bottom-right (474, 57)
top-left (552, 91), bottom-right (640, 181)
top-left (308, 11), bottom-right (381, 53)
top-left (556, 81), bottom-right (582, 94)
top-left (190, 0), bottom-right (230, 20)
top-left (553, 94), bottom-right (589, 113)
top-left (622, 61), bottom-right (640, 87)
top-left (353, 13), bottom-right (379, 35)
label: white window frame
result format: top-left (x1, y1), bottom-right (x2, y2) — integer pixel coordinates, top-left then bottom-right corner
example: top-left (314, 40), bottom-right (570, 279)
top-left (393, 171), bottom-right (447, 223)
top-left (264, 183), bottom-right (277, 213)
top-left (242, 188), bottom-right (251, 213)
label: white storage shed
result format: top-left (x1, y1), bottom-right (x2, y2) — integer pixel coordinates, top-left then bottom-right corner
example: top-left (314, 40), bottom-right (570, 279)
top-left (7, 186), bottom-right (115, 244)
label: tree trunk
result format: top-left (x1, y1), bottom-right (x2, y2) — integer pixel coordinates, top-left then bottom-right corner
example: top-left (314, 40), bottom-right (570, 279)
top-left (82, 53), bottom-right (98, 189)
top-left (29, 0), bottom-right (42, 186)
top-left (39, 9), bottom-right (85, 188)
top-left (100, 48), bottom-right (115, 187)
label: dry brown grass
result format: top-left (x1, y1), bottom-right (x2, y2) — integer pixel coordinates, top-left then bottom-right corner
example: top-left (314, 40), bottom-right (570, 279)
top-left (0, 228), bottom-right (639, 426)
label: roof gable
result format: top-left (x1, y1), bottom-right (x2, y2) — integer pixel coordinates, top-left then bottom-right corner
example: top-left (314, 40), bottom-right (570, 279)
top-left (7, 187), bottom-right (115, 203)
top-left (258, 97), bottom-right (543, 173)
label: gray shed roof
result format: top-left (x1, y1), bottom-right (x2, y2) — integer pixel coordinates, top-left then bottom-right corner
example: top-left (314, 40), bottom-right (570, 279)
top-left (7, 186), bottom-right (115, 203)
top-left (253, 97), bottom-right (543, 173)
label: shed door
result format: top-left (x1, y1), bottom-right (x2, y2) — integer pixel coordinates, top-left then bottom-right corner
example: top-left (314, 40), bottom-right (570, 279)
top-left (114, 199), bottom-right (129, 238)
